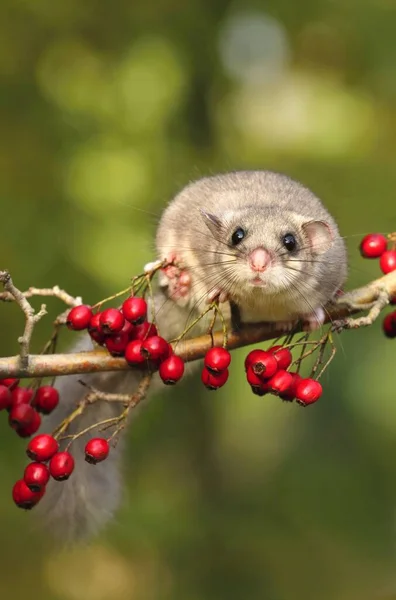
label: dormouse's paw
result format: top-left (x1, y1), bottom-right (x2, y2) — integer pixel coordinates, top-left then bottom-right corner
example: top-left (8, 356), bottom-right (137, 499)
top-left (301, 307), bottom-right (326, 332)
top-left (206, 287), bottom-right (230, 305)
top-left (159, 253), bottom-right (192, 306)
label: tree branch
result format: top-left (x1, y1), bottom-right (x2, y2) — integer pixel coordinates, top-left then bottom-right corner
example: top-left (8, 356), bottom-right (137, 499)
top-left (0, 270), bottom-right (395, 380)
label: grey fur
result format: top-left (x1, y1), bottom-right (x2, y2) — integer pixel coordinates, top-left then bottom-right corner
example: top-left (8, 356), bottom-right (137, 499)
top-left (156, 170), bottom-right (347, 323)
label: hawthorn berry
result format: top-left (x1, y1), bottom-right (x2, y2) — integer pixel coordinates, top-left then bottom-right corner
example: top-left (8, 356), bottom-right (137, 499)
top-left (17, 410), bottom-right (41, 438)
top-left (295, 378), bottom-right (323, 406)
top-left (120, 319), bottom-right (135, 338)
top-left (268, 346), bottom-right (292, 370)
top-left (380, 250), bottom-right (396, 274)
top-left (245, 350), bottom-right (278, 380)
top-left (122, 297), bottom-right (147, 324)
top-left (88, 312), bottom-right (106, 345)
top-left (0, 385), bottom-right (12, 410)
top-left (99, 308), bottom-right (125, 335)
top-left (10, 386), bottom-right (34, 407)
top-left (201, 367), bottom-right (229, 390)
top-left (8, 404), bottom-right (36, 430)
top-left (132, 321), bottom-right (158, 340)
top-left (204, 347), bottom-right (231, 373)
top-left (246, 366), bottom-right (270, 396)
top-left (279, 372), bottom-right (302, 401)
top-left (49, 452), bottom-right (75, 481)
top-left (34, 386), bottom-right (59, 415)
top-left (159, 355), bottom-right (185, 384)
top-left (12, 479), bottom-right (45, 510)
top-left (124, 340), bottom-right (146, 365)
top-left (23, 462), bottom-right (50, 492)
top-left (66, 305), bottom-right (93, 331)
top-left (27, 434), bottom-right (59, 462)
top-left (85, 438), bottom-right (110, 464)
top-left (383, 312), bottom-right (396, 339)
top-left (105, 331), bottom-right (130, 356)
top-left (267, 370), bottom-right (293, 395)
top-left (140, 335), bottom-right (170, 361)
top-left (359, 233), bottom-right (388, 259)
top-left (0, 378), bottom-right (19, 389)
top-left (244, 349), bottom-right (265, 371)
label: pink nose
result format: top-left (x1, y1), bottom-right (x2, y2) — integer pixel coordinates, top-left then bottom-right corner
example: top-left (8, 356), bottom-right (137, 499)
top-left (249, 247), bottom-right (271, 272)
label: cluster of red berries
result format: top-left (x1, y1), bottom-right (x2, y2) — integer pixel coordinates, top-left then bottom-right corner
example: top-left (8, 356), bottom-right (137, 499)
top-left (0, 378), bottom-right (59, 438)
top-left (245, 346), bottom-right (322, 406)
top-left (67, 298), bottom-right (185, 385)
top-left (12, 433), bottom-right (111, 510)
top-left (359, 233), bottom-right (396, 338)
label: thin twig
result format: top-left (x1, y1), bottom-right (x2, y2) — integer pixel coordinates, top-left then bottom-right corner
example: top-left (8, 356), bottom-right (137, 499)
top-left (0, 271), bottom-right (48, 370)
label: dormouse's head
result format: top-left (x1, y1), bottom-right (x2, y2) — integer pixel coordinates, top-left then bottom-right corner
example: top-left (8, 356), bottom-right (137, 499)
top-left (199, 203), bottom-right (335, 299)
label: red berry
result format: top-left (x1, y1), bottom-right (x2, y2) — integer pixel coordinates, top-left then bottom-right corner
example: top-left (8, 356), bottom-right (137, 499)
top-left (159, 355), bottom-right (185, 384)
top-left (85, 438), bottom-right (110, 464)
top-left (23, 462), bottom-right (50, 492)
top-left (17, 410), bottom-right (41, 438)
top-left (11, 386), bottom-right (34, 407)
top-left (120, 319), bottom-right (135, 338)
top-left (279, 372), bottom-right (302, 401)
top-left (0, 384), bottom-right (12, 410)
top-left (380, 250), bottom-right (396, 274)
top-left (88, 312), bottom-right (107, 345)
top-left (268, 345), bottom-right (292, 370)
top-left (204, 347), bottom-right (232, 373)
top-left (122, 297), bottom-right (147, 324)
top-left (140, 335), bottom-right (170, 362)
top-left (12, 479), bottom-right (45, 510)
top-left (244, 349), bottom-right (265, 371)
top-left (105, 331), bottom-right (130, 356)
top-left (383, 312), bottom-right (396, 339)
top-left (66, 305), bottom-right (93, 330)
top-left (0, 378), bottom-right (20, 389)
top-left (27, 434), bottom-right (59, 462)
top-left (49, 452), bottom-right (75, 481)
top-left (9, 404), bottom-right (36, 430)
top-left (245, 350), bottom-right (278, 379)
top-left (246, 366), bottom-right (270, 396)
top-left (295, 378), bottom-right (323, 406)
top-left (359, 233), bottom-right (388, 259)
top-left (34, 386), bottom-right (59, 415)
top-left (99, 308), bottom-right (125, 334)
top-left (267, 370), bottom-right (293, 395)
top-left (124, 340), bottom-right (146, 365)
top-left (201, 367), bottom-right (229, 390)
top-left (132, 321), bottom-right (158, 340)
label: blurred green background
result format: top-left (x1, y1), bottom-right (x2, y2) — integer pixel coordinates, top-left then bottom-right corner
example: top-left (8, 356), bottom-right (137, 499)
top-left (1, 0), bottom-right (396, 599)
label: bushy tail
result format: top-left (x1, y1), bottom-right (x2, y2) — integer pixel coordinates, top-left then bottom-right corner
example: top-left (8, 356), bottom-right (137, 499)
top-left (36, 285), bottom-right (209, 542)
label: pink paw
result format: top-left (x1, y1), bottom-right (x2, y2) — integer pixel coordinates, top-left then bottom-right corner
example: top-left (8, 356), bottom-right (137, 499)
top-left (159, 253), bottom-right (192, 303)
top-left (301, 307), bottom-right (326, 332)
top-left (206, 287), bottom-right (230, 304)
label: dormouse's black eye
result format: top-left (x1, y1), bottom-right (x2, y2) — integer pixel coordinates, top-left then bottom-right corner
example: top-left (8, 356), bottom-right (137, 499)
top-left (231, 227), bottom-right (246, 246)
top-left (282, 233), bottom-right (297, 252)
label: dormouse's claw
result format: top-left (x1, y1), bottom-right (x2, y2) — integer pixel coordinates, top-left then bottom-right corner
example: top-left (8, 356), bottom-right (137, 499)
top-left (302, 307), bottom-right (326, 332)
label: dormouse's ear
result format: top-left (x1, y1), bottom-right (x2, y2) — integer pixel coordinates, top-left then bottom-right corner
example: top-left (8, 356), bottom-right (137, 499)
top-left (302, 220), bottom-right (334, 255)
top-left (199, 209), bottom-right (222, 238)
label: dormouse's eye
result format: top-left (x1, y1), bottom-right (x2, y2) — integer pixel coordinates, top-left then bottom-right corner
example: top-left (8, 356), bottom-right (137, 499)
top-left (231, 227), bottom-right (246, 246)
top-left (282, 233), bottom-right (297, 252)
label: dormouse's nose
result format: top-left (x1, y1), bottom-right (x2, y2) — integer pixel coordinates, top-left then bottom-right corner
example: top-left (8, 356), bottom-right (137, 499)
top-left (248, 247), bottom-right (271, 272)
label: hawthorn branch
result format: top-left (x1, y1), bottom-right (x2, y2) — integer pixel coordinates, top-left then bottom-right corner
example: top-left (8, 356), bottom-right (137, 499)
top-left (0, 270), bottom-right (48, 371)
top-left (0, 284), bottom-right (82, 307)
top-left (0, 270), bottom-right (395, 380)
